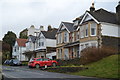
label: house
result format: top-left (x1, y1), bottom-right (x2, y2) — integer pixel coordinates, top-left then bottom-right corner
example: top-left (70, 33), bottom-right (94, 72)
top-left (56, 2), bottom-right (120, 60)
top-left (35, 26), bottom-right (58, 59)
top-left (19, 25), bottom-right (44, 38)
top-left (77, 2), bottom-right (120, 54)
top-left (12, 39), bottom-right (28, 61)
top-left (24, 35), bottom-right (37, 60)
top-left (56, 21), bottom-right (81, 60)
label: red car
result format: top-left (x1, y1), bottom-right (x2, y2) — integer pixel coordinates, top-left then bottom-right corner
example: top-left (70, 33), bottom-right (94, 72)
top-left (28, 58), bottom-right (59, 68)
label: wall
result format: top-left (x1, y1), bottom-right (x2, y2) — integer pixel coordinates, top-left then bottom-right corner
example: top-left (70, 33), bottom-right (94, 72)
top-left (46, 39), bottom-right (56, 47)
top-left (101, 22), bottom-right (120, 37)
top-left (79, 40), bottom-right (98, 54)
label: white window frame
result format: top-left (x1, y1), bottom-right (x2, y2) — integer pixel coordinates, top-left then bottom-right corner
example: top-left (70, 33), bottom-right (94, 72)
top-left (90, 23), bottom-right (96, 36)
top-left (80, 25), bottom-right (85, 38)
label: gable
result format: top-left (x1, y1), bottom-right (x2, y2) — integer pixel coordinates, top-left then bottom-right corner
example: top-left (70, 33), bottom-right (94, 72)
top-left (84, 14), bottom-right (92, 22)
top-left (80, 12), bottom-right (100, 25)
top-left (39, 32), bottom-right (45, 39)
top-left (57, 22), bottom-right (71, 33)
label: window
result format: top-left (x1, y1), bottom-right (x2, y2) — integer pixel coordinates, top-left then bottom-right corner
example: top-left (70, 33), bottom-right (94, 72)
top-left (36, 59), bottom-right (43, 61)
top-left (72, 33), bottom-right (74, 42)
top-left (85, 43), bottom-right (89, 48)
top-left (42, 42), bottom-right (44, 46)
top-left (58, 33), bottom-right (62, 43)
top-left (76, 31), bottom-right (79, 40)
top-left (58, 49), bottom-right (62, 59)
top-left (81, 45), bottom-right (84, 50)
top-left (43, 58), bottom-right (49, 61)
top-left (14, 47), bottom-right (16, 52)
top-left (85, 24), bottom-right (88, 37)
top-left (80, 25), bottom-right (85, 38)
top-left (64, 32), bottom-right (67, 43)
top-left (91, 43), bottom-right (96, 47)
top-left (90, 23), bottom-right (96, 36)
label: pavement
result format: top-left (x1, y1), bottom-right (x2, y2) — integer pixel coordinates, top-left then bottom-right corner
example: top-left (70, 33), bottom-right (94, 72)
top-left (2, 65), bottom-right (115, 80)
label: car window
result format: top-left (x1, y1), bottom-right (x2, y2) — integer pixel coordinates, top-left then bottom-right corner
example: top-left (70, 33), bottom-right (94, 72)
top-left (13, 59), bottom-right (19, 62)
top-left (36, 59), bottom-right (43, 61)
top-left (43, 59), bottom-right (49, 61)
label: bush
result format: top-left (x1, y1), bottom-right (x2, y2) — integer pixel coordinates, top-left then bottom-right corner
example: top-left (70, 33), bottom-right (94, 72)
top-left (80, 46), bottom-right (118, 65)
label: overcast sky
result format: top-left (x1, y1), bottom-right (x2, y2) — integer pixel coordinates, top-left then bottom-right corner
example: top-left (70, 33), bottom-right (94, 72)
top-left (0, 0), bottom-right (119, 40)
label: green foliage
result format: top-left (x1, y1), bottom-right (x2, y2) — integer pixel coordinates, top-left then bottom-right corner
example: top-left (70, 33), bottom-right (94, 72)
top-left (19, 32), bottom-right (28, 39)
top-left (19, 28), bottom-right (28, 39)
top-left (71, 54), bottom-right (119, 79)
top-left (2, 31), bottom-right (17, 46)
top-left (2, 31), bottom-right (17, 59)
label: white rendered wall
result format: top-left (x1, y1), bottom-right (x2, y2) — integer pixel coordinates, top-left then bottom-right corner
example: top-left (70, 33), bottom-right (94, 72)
top-left (101, 22), bottom-right (120, 37)
top-left (46, 39), bottom-right (56, 47)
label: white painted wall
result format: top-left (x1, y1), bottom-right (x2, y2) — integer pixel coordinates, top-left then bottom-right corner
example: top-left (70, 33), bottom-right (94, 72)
top-left (101, 22), bottom-right (120, 37)
top-left (28, 26), bottom-right (41, 36)
top-left (12, 41), bottom-right (27, 61)
top-left (46, 39), bottom-right (56, 47)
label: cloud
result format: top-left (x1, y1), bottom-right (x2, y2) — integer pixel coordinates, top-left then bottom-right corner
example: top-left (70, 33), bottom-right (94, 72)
top-left (0, 0), bottom-right (118, 40)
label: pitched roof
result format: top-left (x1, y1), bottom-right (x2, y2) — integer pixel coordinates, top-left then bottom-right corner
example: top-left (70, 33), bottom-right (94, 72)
top-left (41, 28), bottom-right (58, 39)
top-left (87, 8), bottom-right (117, 24)
top-left (62, 22), bottom-right (74, 32)
top-left (29, 35), bottom-right (37, 43)
top-left (16, 39), bottom-right (28, 47)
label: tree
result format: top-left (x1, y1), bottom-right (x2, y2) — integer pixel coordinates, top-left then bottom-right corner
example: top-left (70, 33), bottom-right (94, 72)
top-left (19, 28), bottom-right (28, 39)
top-left (19, 32), bottom-right (28, 39)
top-left (2, 31), bottom-right (17, 59)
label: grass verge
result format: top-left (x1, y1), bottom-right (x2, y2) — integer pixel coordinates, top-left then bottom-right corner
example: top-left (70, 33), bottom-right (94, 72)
top-left (69, 54), bottom-right (119, 79)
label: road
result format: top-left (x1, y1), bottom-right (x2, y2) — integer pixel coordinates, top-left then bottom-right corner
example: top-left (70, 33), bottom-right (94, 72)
top-left (2, 65), bottom-right (113, 80)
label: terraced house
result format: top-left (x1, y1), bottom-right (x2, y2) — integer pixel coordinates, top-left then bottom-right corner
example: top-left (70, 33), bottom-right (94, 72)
top-left (78, 3), bottom-right (120, 54)
top-left (56, 2), bottom-right (120, 60)
top-left (56, 21), bottom-right (81, 60)
top-left (35, 26), bottom-right (58, 59)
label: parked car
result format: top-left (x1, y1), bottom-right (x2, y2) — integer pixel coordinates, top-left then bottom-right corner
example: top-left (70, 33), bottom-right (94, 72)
top-left (9, 59), bottom-right (22, 66)
top-left (28, 58), bottom-right (59, 68)
top-left (4, 60), bottom-right (10, 65)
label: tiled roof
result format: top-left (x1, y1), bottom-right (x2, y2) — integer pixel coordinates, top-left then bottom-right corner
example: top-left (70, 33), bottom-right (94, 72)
top-left (16, 39), bottom-right (28, 47)
top-left (62, 22), bottom-right (74, 32)
top-left (41, 28), bottom-right (58, 39)
top-left (88, 8), bottom-right (117, 24)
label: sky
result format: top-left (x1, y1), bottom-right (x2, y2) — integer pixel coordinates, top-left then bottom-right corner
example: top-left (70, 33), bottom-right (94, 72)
top-left (0, 0), bottom-right (119, 40)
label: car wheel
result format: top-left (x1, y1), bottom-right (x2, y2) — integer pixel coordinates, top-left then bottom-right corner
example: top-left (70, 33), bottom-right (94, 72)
top-left (52, 63), bottom-right (56, 67)
top-left (35, 64), bottom-right (40, 69)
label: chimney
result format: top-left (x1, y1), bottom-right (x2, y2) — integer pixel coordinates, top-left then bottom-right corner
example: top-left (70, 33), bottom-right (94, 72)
top-left (48, 25), bottom-right (52, 31)
top-left (90, 3), bottom-right (95, 12)
top-left (116, 1), bottom-right (120, 25)
top-left (40, 26), bottom-right (44, 31)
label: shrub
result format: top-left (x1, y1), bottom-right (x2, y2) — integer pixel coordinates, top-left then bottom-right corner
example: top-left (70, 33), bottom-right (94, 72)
top-left (80, 46), bottom-right (118, 65)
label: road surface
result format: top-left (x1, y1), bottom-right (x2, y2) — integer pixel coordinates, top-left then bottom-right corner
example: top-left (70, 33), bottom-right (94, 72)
top-left (2, 65), bottom-right (113, 80)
